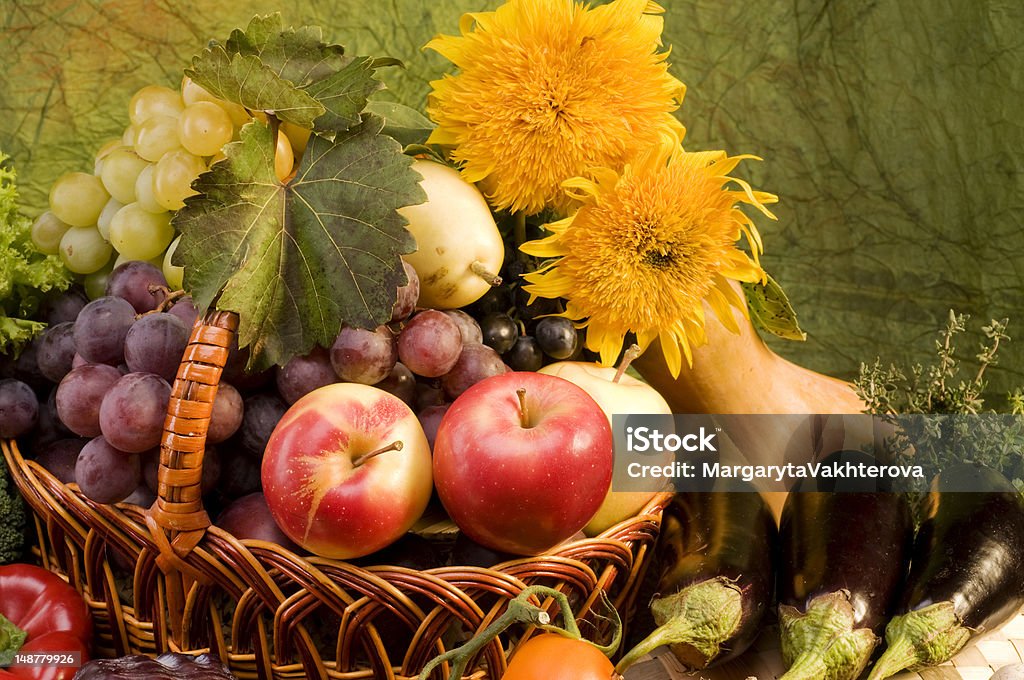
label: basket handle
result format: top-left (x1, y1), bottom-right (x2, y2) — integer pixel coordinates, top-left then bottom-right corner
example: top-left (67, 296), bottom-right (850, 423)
top-left (146, 309), bottom-right (238, 582)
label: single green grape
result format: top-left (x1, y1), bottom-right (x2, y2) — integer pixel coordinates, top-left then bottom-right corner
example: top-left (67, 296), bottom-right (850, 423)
top-left (113, 251), bottom-right (164, 270)
top-left (59, 226), bottom-right (113, 274)
top-left (129, 85), bottom-right (184, 126)
top-left (162, 235), bottom-right (184, 290)
top-left (83, 259), bottom-right (116, 300)
top-left (181, 76), bottom-right (249, 127)
top-left (108, 203), bottom-right (173, 260)
top-left (49, 171), bottom-right (110, 227)
top-left (134, 165), bottom-right (164, 214)
top-left (94, 138), bottom-right (123, 175)
top-left (97, 197), bottom-right (124, 241)
top-left (31, 211), bottom-right (71, 255)
top-left (153, 150), bottom-right (206, 210)
top-left (135, 115), bottom-right (183, 162)
top-left (100, 147), bottom-right (148, 204)
top-left (179, 101), bottom-right (234, 157)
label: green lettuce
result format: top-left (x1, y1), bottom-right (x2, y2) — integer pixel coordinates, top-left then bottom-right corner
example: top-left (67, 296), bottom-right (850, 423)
top-left (0, 153), bottom-right (71, 356)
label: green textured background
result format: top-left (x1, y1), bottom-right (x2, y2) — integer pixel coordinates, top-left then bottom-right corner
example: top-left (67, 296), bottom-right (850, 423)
top-left (2, 0), bottom-right (1022, 394)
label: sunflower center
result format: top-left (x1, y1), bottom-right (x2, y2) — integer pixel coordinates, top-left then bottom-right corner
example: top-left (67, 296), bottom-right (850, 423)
top-left (640, 247), bottom-right (675, 270)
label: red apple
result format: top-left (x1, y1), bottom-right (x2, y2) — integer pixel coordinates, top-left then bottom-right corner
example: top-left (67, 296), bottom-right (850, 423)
top-left (433, 371), bottom-right (613, 555)
top-left (262, 383), bottom-right (433, 559)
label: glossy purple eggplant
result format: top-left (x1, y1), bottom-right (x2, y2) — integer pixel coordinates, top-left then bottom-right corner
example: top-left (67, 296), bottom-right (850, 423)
top-left (616, 481), bottom-right (777, 674)
top-left (867, 464), bottom-right (1024, 679)
top-left (777, 487), bottom-right (914, 680)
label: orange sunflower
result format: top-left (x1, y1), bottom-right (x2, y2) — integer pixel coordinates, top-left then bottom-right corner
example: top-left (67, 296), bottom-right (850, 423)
top-left (424, 0), bottom-right (685, 215)
top-left (521, 135), bottom-right (777, 376)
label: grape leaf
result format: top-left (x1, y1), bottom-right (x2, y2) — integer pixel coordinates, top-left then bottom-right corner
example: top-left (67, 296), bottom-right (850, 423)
top-left (366, 100), bottom-right (436, 147)
top-left (187, 47), bottom-right (325, 129)
top-left (172, 115), bottom-right (424, 370)
top-left (188, 14), bottom-right (389, 133)
top-left (743, 273), bottom-right (807, 342)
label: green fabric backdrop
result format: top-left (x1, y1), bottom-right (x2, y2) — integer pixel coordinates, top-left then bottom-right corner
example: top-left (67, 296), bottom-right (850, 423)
top-left (2, 0), bottom-right (1021, 394)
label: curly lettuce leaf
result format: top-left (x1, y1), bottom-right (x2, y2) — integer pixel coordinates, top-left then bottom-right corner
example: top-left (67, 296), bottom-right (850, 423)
top-left (0, 153), bottom-right (71, 356)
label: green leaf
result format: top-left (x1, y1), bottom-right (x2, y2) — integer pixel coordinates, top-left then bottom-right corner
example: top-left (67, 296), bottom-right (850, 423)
top-left (743, 273), bottom-right (807, 342)
top-left (187, 46), bottom-right (325, 129)
top-left (172, 116), bottom-right (424, 370)
top-left (303, 56), bottom-right (387, 133)
top-left (189, 14), bottom-right (389, 134)
top-left (0, 317), bottom-right (44, 357)
top-left (0, 612), bottom-right (27, 667)
top-left (366, 100), bottom-right (436, 147)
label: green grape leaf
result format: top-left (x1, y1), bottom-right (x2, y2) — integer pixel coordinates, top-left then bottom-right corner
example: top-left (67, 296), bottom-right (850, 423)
top-left (366, 100), bottom-right (436, 147)
top-left (743, 273), bottom-right (807, 342)
top-left (172, 116), bottom-right (424, 370)
top-left (303, 56), bottom-right (392, 134)
top-left (186, 47), bottom-right (325, 129)
top-left (188, 14), bottom-right (390, 134)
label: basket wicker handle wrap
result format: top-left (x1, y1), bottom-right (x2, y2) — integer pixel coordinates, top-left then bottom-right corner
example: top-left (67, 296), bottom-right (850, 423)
top-left (147, 309), bottom-right (238, 579)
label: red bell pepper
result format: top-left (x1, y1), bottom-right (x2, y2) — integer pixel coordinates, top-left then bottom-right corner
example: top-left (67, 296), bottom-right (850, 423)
top-left (0, 564), bottom-right (91, 680)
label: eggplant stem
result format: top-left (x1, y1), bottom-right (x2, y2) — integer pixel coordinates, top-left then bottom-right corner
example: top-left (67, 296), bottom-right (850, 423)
top-left (615, 624), bottom-right (683, 674)
top-left (865, 602), bottom-right (972, 680)
top-left (778, 592), bottom-right (879, 680)
top-left (865, 635), bottom-right (917, 680)
top-left (779, 651), bottom-right (829, 680)
top-left (615, 577), bottom-right (743, 675)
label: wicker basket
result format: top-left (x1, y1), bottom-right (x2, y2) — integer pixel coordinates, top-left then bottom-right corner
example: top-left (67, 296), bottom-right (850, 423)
top-left (2, 309), bottom-right (668, 679)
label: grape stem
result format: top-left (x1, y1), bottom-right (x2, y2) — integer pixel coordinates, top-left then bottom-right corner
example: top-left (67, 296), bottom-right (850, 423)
top-left (613, 344), bottom-right (642, 384)
top-left (147, 287), bottom-right (186, 316)
top-left (516, 388), bottom-right (530, 428)
top-left (470, 261), bottom-right (502, 287)
top-left (352, 440), bottom-right (403, 468)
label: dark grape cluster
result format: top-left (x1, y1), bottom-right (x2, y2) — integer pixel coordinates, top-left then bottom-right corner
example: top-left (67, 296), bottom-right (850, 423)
top-left (465, 254), bottom-right (596, 370)
top-left (0, 262), bottom-right (215, 509)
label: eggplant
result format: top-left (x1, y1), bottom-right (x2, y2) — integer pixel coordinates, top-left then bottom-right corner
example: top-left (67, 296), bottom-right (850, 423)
top-left (867, 464), bottom-right (1024, 680)
top-left (777, 485), bottom-right (914, 680)
top-left (75, 652), bottom-right (236, 679)
top-left (615, 481), bottom-right (777, 674)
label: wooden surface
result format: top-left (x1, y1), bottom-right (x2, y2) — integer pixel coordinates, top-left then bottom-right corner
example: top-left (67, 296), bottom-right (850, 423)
top-left (624, 610), bottom-right (1024, 680)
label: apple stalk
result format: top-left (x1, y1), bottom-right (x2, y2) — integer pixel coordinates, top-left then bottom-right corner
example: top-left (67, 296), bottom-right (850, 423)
top-left (351, 440), bottom-right (403, 468)
top-left (516, 388), bottom-right (530, 428)
top-left (613, 344), bottom-right (642, 384)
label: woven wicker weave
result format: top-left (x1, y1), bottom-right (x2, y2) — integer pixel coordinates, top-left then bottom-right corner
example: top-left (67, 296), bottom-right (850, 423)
top-left (2, 309), bottom-right (668, 679)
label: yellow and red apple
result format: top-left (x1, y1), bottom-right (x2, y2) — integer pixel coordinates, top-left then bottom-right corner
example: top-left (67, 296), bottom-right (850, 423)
top-left (261, 383), bottom-right (433, 560)
top-left (538, 361), bottom-right (673, 535)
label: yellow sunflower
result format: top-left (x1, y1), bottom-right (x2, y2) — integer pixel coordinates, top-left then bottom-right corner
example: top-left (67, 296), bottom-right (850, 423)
top-left (521, 136), bottom-right (778, 377)
top-left (424, 0), bottom-right (685, 215)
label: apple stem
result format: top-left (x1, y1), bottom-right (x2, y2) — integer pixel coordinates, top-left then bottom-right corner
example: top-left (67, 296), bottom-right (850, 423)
top-left (516, 388), bottom-right (530, 428)
top-left (613, 344), bottom-right (642, 384)
top-left (470, 260), bottom-right (502, 287)
top-left (352, 440), bottom-right (403, 468)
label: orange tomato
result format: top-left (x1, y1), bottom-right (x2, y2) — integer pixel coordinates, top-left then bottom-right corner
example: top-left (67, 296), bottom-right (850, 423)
top-left (501, 634), bottom-right (618, 680)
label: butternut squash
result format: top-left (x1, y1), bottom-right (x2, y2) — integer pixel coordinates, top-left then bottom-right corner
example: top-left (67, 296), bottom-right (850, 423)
top-left (633, 295), bottom-right (867, 520)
